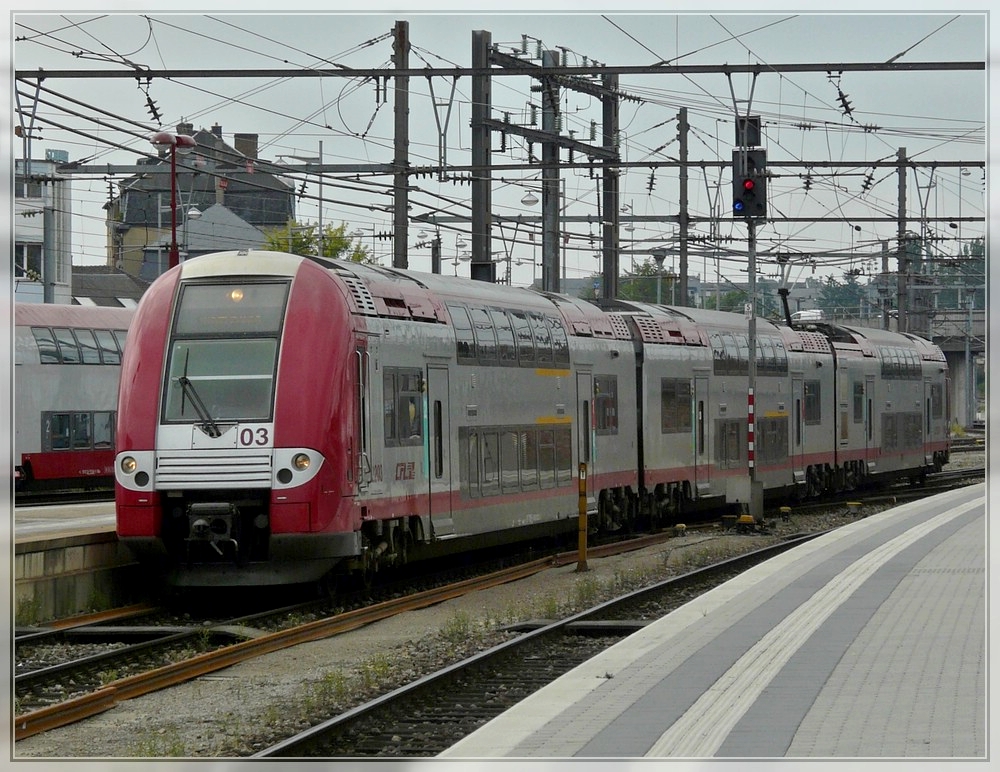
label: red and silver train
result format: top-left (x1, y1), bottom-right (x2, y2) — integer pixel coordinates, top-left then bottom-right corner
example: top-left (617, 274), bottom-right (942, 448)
top-left (114, 250), bottom-right (951, 588)
top-left (14, 302), bottom-right (134, 491)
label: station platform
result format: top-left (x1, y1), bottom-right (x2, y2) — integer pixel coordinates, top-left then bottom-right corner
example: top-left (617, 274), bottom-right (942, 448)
top-left (442, 482), bottom-right (987, 759)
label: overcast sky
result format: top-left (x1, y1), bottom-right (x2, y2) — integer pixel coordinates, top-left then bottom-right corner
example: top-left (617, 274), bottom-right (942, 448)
top-left (7, 4), bottom-right (991, 291)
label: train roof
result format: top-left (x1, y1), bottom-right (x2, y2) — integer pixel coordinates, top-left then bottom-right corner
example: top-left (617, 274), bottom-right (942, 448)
top-left (14, 302), bottom-right (135, 329)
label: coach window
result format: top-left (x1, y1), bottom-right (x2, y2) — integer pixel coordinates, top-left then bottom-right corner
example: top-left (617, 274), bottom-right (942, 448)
top-left (931, 384), bottom-right (943, 419)
top-left (448, 304), bottom-right (476, 363)
top-left (501, 431), bottom-right (520, 492)
top-left (52, 327), bottom-right (81, 364)
top-left (31, 327), bottom-right (60, 364)
top-left (510, 311), bottom-right (535, 366)
top-left (529, 313), bottom-right (553, 365)
top-left (804, 380), bottom-right (822, 425)
top-left (491, 309), bottom-right (518, 366)
top-left (538, 429), bottom-right (556, 488)
top-left (94, 329), bottom-right (122, 364)
top-left (112, 329), bottom-right (128, 355)
top-left (481, 431), bottom-right (500, 495)
top-left (661, 378), bottom-right (692, 433)
top-left (594, 376), bottom-right (618, 435)
top-left (550, 317), bottom-right (570, 366)
top-left (853, 382), bottom-right (864, 423)
top-left (555, 426), bottom-right (573, 485)
top-left (470, 307), bottom-right (497, 364)
top-left (520, 429), bottom-right (539, 490)
top-left (94, 412), bottom-right (114, 448)
top-left (467, 431), bottom-right (480, 496)
top-left (384, 368), bottom-right (423, 446)
top-left (46, 413), bottom-right (71, 450)
top-left (75, 328), bottom-right (102, 364)
top-left (72, 413), bottom-right (92, 449)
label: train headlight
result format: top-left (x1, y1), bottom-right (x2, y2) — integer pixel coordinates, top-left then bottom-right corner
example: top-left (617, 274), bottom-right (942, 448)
top-left (292, 453), bottom-right (311, 471)
top-left (229, 288), bottom-right (244, 303)
top-left (121, 456), bottom-right (138, 475)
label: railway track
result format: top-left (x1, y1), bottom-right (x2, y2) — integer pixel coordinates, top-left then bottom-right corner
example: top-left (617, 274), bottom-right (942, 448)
top-left (14, 465), bottom-right (983, 746)
top-left (253, 534), bottom-right (818, 758)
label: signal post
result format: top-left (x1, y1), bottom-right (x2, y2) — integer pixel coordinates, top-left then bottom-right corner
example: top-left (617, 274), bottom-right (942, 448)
top-left (732, 125), bottom-right (767, 522)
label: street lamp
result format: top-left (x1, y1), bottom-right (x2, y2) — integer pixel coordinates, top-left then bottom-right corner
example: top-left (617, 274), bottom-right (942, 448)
top-left (150, 131), bottom-right (197, 269)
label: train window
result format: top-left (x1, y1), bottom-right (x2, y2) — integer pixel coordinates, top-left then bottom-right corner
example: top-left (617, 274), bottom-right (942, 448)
top-left (163, 338), bottom-right (278, 422)
top-left (72, 413), bottom-right (92, 449)
top-left (853, 382), bottom-right (864, 423)
top-left (93, 412), bottom-right (114, 448)
top-left (47, 413), bottom-right (71, 450)
top-left (470, 307), bottom-right (497, 364)
top-left (520, 429), bottom-right (539, 490)
top-left (490, 309), bottom-right (518, 366)
top-left (529, 313), bottom-right (553, 365)
top-left (94, 330), bottom-right (122, 365)
top-left (74, 329), bottom-right (102, 364)
top-left (52, 328), bottom-right (81, 364)
top-left (31, 327), bottom-right (60, 364)
top-left (804, 380), bottom-right (822, 425)
top-left (555, 426), bottom-right (573, 486)
top-left (174, 282), bottom-right (288, 335)
top-left (931, 384), bottom-right (943, 419)
top-left (383, 368), bottom-right (423, 447)
top-left (538, 429), bottom-right (556, 488)
top-left (467, 431), bottom-right (480, 496)
top-left (112, 329), bottom-right (128, 355)
top-left (661, 378), bottom-right (692, 433)
top-left (549, 318), bottom-right (570, 366)
top-left (758, 417), bottom-right (788, 464)
top-left (433, 401), bottom-right (443, 479)
top-left (716, 420), bottom-right (743, 470)
top-left (594, 376), bottom-right (618, 435)
top-left (501, 431), bottom-right (520, 493)
top-left (481, 431), bottom-right (500, 495)
top-left (736, 334), bottom-right (750, 372)
top-left (448, 304), bottom-right (476, 364)
top-left (510, 311), bottom-right (535, 366)
top-left (773, 338), bottom-right (788, 373)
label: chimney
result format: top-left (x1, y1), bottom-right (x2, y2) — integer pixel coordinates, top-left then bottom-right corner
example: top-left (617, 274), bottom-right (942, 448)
top-left (234, 133), bottom-right (259, 160)
top-left (211, 123), bottom-right (223, 139)
top-left (176, 121), bottom-right (194, 136)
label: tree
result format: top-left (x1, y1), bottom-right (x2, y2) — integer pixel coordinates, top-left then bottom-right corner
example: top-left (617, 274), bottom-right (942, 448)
top-left (816, 272), bottom-right (866, 317)
top-left (264, 221), bottom-right (375, 263)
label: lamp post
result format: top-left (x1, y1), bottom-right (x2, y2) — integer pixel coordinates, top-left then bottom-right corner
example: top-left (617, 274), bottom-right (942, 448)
top-left (150, 131), bottom-right (197, 269)
top-left (652, 248), bottom-right (667, 304)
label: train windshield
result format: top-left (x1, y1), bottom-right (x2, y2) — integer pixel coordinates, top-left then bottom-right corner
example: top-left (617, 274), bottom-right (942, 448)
top-left (163, 281), bottom-right (289, 424)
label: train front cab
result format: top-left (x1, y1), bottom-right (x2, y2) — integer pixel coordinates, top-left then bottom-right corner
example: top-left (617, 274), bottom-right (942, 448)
top-left (116, 252), bottom-right (360, 587)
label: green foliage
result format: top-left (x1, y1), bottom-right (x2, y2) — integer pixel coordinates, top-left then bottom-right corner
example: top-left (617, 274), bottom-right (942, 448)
top-left (264, 221), bottom-right (376, 263)
top-left (816, 272), bottom-right (867, 315)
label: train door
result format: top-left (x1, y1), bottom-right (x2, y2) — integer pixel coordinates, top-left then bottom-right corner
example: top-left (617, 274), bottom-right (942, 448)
top-left (694, 372), bottom-right (710, 496)
top-left (791, 374), bottom-right (805, 488)
top-left (577, 371), bottom-right (593, 496)
top-left (354, 334), bottom-right (384, 497)
top-left (426, 364), bottom-right (455, 538)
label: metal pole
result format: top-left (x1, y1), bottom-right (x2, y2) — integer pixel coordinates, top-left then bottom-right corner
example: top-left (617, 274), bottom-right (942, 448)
top-left (747, 219), bottom-right (762, 520)
top-left (168, 148), bottom-right (179, 269)
top-left (576, 463), bottom-right (589, 572)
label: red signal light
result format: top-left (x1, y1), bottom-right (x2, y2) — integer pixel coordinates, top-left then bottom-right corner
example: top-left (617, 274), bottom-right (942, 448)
top-left (743, 178), bottom-right (755, 191)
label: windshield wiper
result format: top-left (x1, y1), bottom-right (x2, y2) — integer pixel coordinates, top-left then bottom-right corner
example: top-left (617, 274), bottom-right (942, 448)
top-left (177, 376), bottom-right (222, 438)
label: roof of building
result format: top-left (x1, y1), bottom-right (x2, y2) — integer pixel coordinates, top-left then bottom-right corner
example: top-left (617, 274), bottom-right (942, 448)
top-left (71, 265), bottom-right (150, 307)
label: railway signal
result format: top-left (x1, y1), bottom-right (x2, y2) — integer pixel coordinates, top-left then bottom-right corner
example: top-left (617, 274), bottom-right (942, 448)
top-left (732, 148), bottom-right (767, 218)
